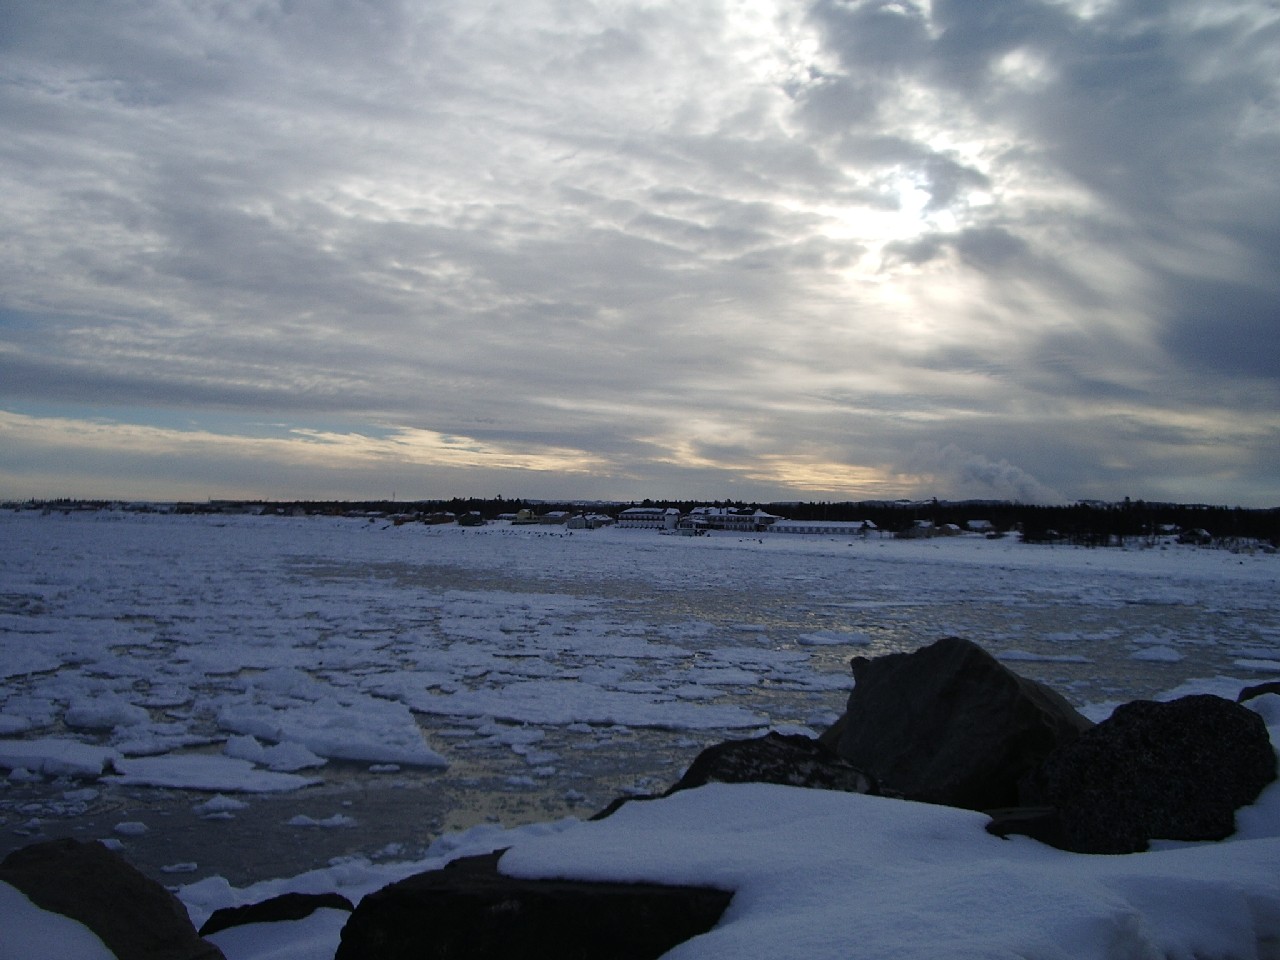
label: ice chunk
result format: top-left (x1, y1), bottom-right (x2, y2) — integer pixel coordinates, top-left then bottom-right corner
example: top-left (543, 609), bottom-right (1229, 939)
top-left (216, 696), bottom-right (448, 768)
top-left (192, 794), bottom-right (249, 816)
top-left (287, 813), bottom-right (357, 828)
top-left (0, 715), bottom-right (34, 735)
top-left (0, 649), bottom-right (66, 680)
top-left (224, 734), bottom-right (327, 771)
top-left (408, 679), bottom-right (766, 729)
top-left (0, 739), bottom-right (120, 778)
top-left (797, 630), bottom-right (873, 646)
top-left (106, 755), bottom-right (322, 793)
top-left (65, 695), bottom-right (149, 730)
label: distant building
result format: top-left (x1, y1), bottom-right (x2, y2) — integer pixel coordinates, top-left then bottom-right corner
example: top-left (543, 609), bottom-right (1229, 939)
top-left (687, 506), bottom-right (779, 532)
top-left (768, 519), bottom-right (875, 537)
top-left (617, 506), bottom-right (681, 530)
top-left (567, 513), bottom-right (615, 529)
top-left (896, 519), bottom-right (936, 539)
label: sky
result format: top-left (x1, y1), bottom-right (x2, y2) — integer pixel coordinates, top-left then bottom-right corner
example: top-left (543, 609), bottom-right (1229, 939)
top-left (1, 0), bottom-right (1278, 507)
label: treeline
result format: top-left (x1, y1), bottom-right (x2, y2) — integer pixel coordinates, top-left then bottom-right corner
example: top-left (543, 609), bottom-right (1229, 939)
top-left (11, 496), bottom-right (1279, 546)
top-left (777, 499), bottom-right (1280, 546)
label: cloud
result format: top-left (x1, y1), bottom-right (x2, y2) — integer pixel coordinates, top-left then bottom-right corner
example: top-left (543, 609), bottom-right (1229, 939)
top-left (903, 443), bottom-right (1065, 504)
top-left (1, 0), bottom-right (1278, 506)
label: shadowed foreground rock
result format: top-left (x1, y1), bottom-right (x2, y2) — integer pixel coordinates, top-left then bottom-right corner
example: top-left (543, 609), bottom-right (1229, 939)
top-left (592, 731), bottom-right (880, 820)
top-left (1018, 694), bottom-right (1277, 853)
top-left (667, 730), bottom-right (878, 796)
top-left (198, 891), bottom-right (354, 937)
top-left (825, 636), bottom-right (1094, 810)
top-left (0, 837), bottom-right (225, 960)
top-left (335, 849), bottom-right (732, 960)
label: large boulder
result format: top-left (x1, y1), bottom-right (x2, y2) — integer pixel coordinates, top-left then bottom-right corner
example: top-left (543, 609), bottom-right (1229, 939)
top-left (1019, 694), bottom-right (1277, 853)
top-left (0, 838), bottom-right (225, 960)
top-left (335, 849), bottom-right (732, 960)
top-left (591, 731), bottom-right (879, 821)
top-left (668, 731), bottom-right (879, 796)
top-left (198, 891), bottom-right (354, 937)
top-left (827, 637), bottom-right (1094, 811)
top-left (1239, 680), bottom-right (1280, 704)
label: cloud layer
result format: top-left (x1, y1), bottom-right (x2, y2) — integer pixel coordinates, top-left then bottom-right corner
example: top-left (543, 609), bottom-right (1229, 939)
top-left (2, 0), bottom-right (1277, 504)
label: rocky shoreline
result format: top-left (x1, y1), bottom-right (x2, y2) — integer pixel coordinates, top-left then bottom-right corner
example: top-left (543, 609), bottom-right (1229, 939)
top-left (4, 638), bottom-right (1277, 959)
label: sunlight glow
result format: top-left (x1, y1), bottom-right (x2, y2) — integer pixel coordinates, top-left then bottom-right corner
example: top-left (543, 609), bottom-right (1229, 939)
top-left (0, 412), bottom-right (609, 479)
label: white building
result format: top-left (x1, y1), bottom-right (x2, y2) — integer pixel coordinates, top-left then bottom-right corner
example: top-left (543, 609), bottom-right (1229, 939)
top-left (687, 506), bottom-right (779, 532)
top-left (768, 519), bottom-right (876, 537)
top-left (617, 507), bottom-right (681, 530)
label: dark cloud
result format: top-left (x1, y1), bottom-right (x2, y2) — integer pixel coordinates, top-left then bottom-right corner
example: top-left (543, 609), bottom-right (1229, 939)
top-left (1158, 274), bottom-right (1280, 380)
top-left (1, 0), bottom-right (1277, 505)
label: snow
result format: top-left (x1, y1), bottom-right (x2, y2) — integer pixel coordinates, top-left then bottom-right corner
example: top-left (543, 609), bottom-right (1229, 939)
top-left (224, 735), bottom-right (327, 772)
top-left (1131, 644), bottom-right (1185, 663)
top-left (173, 701), bottom-right (1280, 960)
top-left (192, 794), bottom-right (250, 818)
top-left (1, 511), bottom-right (1279, 958)
top-left (205, 908), bottom-right (350, 960)
top-left (64, 695), bottom-right (150, 731)
top-left (0, 740), bottom-right (118, 778)
top-left (105, 755), bottom-right (322, 793)
top-left (404, 678), bottom-right (767, 729)
top-left (169, 700), bottom-right (1280, 960)
top-left (499, 779), bottom-right (1280, 960)
top-left (286, 814), bottom-right (357, 829)
top-left (216, 696), bottom-right (445, 768)
top-left (0, 882), bottom-right (115, 960)
top-left (796, 629), bottom-right (873, 647)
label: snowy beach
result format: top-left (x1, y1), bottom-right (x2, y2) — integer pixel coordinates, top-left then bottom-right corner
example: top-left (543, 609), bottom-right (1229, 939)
top-left (3, 510), bottom-right (1280, 958)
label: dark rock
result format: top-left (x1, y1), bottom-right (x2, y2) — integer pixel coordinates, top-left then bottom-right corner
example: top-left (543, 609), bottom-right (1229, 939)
top-left (829, 637), bottom-right (1094, 811)
top-left (335, 849), bottom-right (732, 960)
top-left (199, 891), bottom-right (354, 937)
top-left (668, 731), bottom-right (878, 796)
top-left (590, 793), bottom-right (656, 820)
top-left (1239, 680), bottom-right (1280, 704)
top-left (591, 732), bottom-right (879, 820)
top-left (984, 806), bottom-right (1065, 846)
top-left (0, 838), bottom-right (225, 960)
top-left (1021, 694), bottom-right (1277, 853)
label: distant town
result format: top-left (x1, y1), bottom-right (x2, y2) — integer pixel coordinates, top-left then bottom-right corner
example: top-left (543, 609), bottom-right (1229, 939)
top-left (6, 496), bottom-right (1279, 551)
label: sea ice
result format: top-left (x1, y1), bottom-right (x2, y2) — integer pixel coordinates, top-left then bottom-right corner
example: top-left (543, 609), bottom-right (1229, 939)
top-left (64, 695), bottom-right (150, 731)
top-left (105, 755), bottom-right (322, 793)
top-left (224, 735), bottom-right (327, 772)
top-left (215, 695), bottom-right (448, 769)
top-left (286, 814), bottom-right (357, 829)
top-left (192, 794), bottom-right (250, 817)
top-left (0, 882), bottom-right (116, 960)
top-left (406, 678), bottom-right (766, 729)
top-left (0, 739), bottom-right (119, 778)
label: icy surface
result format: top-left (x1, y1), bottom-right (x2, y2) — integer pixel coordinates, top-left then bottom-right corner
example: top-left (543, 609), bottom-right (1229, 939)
top-left (171, 698), bottom-right (1280, 960)
top-left (105, 756), bottom-right (322, 793)
top-left (1, 510), bottom-right (1279, 958)
top-left (0, 881), bottom-right (115, 960)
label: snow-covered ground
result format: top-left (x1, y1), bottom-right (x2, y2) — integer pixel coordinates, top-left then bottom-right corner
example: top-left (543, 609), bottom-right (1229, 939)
top-left (2, 511), bottom-right (1279, 959)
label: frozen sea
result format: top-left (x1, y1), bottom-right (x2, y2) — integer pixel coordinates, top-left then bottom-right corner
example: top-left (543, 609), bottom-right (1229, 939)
top-left (2, 509), bottom-right (1279, 888)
